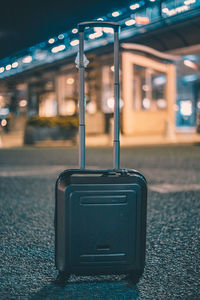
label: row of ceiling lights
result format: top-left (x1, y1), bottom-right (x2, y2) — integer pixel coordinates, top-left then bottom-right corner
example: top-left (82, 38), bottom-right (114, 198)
top-left (0, 0), bottom-right (197, 75)
top-left (0, 1), bottom-right (147, 74)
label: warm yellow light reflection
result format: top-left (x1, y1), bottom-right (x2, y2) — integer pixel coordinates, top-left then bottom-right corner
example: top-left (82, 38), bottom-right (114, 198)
top-left (48, 38), bottom-right (55, 44)
top-left (130, 3), bottom-right (140, 10)
top-left (86, 102), bottom-right (96, 114)
top-left (72, 28), bottom-right (78, 34)
top-left (184, 60), bottom-right (198, 70)
top-left (66, 78), bottom-right (74, 85)
top-left (22, 56), bottom-right (32, 63)
top-left (6, 64), bottom-right (11, 71)
top-left (135, 16), bottom-right (150, 25)
top-left (1, 119), bottom-right (7, 127)
top-left (89, 32), bottom-right (103, 39)
top-left (12, 62), bottom-right (18, 68)
top-left (180, 100), bottom-right (192, 116)
top-left (112, 11), bottom-right (120, 17)
top-left (103, 28), bottom-right (114, 33)
top-left (125, 19), bottom-right (136, 26)
top-left (66, 100), bottom-right (76, 116)
top-left (70, 39), bottom-right (79, 46)
top-left (19, 99), bottom-right (27, 107)
top-left (110, 66), bottom-right (114, 72)
top-left (51, 44), bottom-right (66, 53)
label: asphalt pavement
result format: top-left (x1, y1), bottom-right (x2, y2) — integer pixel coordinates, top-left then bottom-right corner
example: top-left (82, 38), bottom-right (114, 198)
top-left (0, 145), bottom-right (199, 299)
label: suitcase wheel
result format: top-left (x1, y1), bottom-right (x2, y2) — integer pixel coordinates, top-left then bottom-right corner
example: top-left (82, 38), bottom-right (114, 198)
top-left (127, 271), bottom-right (141, 285)
top-left (53, 271), bottom-right (70, 287)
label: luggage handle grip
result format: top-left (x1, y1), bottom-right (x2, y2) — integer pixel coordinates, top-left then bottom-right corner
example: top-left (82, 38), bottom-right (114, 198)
top-left (78, 21), bottom-right (120, 32)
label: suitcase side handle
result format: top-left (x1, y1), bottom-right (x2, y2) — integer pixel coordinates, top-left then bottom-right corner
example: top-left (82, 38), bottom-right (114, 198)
top-left (78, 21), bottom-right (121, 170)
top-left (78, 21), bottom-right (120, 32)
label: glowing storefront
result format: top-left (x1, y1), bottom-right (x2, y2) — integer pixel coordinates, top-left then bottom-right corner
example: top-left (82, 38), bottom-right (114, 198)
top-left (50, 45), bottom-right (177, 138)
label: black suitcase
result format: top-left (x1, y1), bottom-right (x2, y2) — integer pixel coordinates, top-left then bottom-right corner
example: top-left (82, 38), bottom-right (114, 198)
top-left (55, 21), bottom-right (147, 284)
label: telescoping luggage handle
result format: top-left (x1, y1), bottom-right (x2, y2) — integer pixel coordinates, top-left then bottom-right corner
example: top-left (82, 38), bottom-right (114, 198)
top-left (78, 21), bottom-right (121, 170)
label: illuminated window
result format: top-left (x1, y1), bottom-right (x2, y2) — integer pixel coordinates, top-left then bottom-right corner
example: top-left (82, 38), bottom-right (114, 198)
top-left (57, 74), bottom-right (78, 116)
top-left (133, 65), bottom-right (167, 111)
top-left (39, 92), bottom-right (57, 117)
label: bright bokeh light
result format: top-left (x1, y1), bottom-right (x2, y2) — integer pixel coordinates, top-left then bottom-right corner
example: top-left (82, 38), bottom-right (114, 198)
top-left (184, 60), bottom-right (197, 70)
top-left (107, 97), bottom-right (115, 109)
top-left (12, 62), bottom-right (18, 68)
top-left (66, 100), bottom-right (76, 116)
top-left (22, 56), bottom-right (32, 63)
top-left (143, 98), bottom-right (151, 109)
top-left (184, 0), bottom-right (196, 5)
top-left (19, 99), bottom-right (27, 107)
top-left (66, 78), bottom-right (74, 85)
top-left (112, 11), bottom-right (120, 17)
top-left (48, 38), bottom-right (55, 44)
top-left (51, 44), bottom-right (66, 53)
top-left (153, 75), bottom-right (166, 85)
top-left (106, 97), bottom-right (123, 110)
top-left (86, 102), bottom-right (97, 114)
top-left (58, 34), bottom-right (64, 39)
top-left (180, 100), bottom-right (192, 116)
top-left (165, 5), bottom-right (189, 16)
top-left (162, 8), bottom-right (169, 13)
top-left (0, 0), bottom-right (198, 81)
top-left (125, 19), bottom-right (136, 26)
top-left (6, 64), bottom-right (11, 71)
top-left (157, 99), bottom-right (166, 109)
top-left (89, 31), bottom-right (103, 39)
top-left (1, 119), bottom-right (7, 127)
top-left (72, 28), bottom-right (78, 34)
top-left (103, 27), bottom-right (114, 33)
top-left (135, 16), bottom-right (150, 25)
top-left (94, 27), bottom-right (103, 32)
top-left (70, 39), bottom-right (79, 46)
top-left (130, 3), bottom-right (140, 10)
top-left (110, 65), bottom-right (114, 72)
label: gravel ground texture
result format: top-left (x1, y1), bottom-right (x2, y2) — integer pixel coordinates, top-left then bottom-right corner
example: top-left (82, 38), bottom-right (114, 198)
top-left (0, 145), bottom-right (199, 299)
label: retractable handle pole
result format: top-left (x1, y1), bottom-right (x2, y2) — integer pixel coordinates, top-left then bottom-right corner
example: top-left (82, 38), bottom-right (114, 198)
top-left (113, 29), bottom-right (120, 169)
top-left (78, 21), bottom-right (120, 169)
top-left (79, 29), bottom-right (85, 169)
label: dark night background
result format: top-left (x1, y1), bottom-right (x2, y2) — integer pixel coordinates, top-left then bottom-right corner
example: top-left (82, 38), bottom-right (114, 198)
top-left (0, 0), bottom-right (129, 60)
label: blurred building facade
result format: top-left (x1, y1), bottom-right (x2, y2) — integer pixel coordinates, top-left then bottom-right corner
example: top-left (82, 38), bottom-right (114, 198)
top-left (0, 0), bottom-right (200, 139)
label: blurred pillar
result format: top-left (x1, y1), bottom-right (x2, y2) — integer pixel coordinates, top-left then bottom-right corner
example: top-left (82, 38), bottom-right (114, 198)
top-left (165, 64), bottom-right (176, 140)
top-left (122, 52), bottom-right (133, 135)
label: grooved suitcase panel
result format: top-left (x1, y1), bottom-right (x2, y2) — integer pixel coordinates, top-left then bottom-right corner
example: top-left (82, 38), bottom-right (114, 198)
top-left (67, 184), bottom-right (140, 267)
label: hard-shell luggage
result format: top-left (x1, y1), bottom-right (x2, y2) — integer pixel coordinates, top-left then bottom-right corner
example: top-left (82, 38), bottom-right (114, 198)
top-left (55, 21), bottom-right (147, 284)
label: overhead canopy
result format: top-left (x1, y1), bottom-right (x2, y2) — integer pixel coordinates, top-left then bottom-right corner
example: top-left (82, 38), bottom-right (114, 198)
top-left (124, 14), bottom-right (200, 52)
